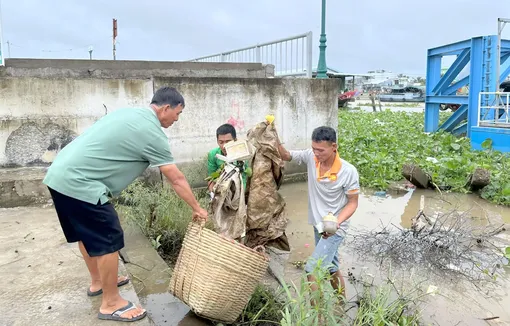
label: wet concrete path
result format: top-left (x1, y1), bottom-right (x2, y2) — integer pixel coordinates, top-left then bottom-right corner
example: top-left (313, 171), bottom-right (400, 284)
top-left (0, 207), bottom-right (150, 326)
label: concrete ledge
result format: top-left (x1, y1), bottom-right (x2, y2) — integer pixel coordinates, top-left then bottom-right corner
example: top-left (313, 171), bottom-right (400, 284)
top-left (1, 59), bottom-right (275, 79)
top-left (0, 167), bottom-right (49, 208)
top-left (0, 160), bottom-right (308, 208)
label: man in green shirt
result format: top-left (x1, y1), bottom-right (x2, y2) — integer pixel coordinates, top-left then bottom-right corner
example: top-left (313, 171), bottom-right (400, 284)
top-left (43, 87), bottom-right (208, 323)
top-left (207, 124), bottom-right (248, 192)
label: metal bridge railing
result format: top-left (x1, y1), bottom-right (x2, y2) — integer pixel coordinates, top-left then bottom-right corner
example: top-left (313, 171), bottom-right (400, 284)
top-left (478, 92), bottom-right (510, 128)
top-left (188, 32), bottom-right (313, 78)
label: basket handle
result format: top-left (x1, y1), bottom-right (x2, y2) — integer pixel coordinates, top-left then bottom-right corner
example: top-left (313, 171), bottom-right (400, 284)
top-left (192, 218), bottom-right (206, 229)
top-left (253, 245), bottom-right (270, 261)
top-left (253, 245), bottom-right (266, 255)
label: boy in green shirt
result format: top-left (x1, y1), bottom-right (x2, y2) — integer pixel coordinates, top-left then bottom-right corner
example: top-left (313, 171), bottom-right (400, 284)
top-left (207, 124), bottom-right (248, 192)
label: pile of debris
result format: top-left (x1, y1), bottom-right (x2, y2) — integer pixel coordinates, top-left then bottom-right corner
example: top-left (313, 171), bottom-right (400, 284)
top-left (347, 200), bottom-right (508, 285)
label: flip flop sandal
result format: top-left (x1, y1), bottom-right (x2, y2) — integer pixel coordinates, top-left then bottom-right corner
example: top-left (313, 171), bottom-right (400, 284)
top-left (98, 301), bottom-right (147, 322)
top-left (87, 277), bottom-right (130, 296)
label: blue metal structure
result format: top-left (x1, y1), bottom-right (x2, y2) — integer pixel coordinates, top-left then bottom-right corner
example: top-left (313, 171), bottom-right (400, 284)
top-left (425, 35), bottom-right (510, 153)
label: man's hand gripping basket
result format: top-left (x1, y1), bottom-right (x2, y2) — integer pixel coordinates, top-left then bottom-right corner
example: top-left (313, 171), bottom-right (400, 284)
top-left (169, 221), bottom-right (269, 323)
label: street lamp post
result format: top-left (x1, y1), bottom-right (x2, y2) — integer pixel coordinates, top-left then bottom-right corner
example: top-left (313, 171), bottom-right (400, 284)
top-left (496, 18), bottom-right (510, 90)
top-left (316, 0), bottom-right (328, 79)
top-left (88, 46), bottom-right (94, 60)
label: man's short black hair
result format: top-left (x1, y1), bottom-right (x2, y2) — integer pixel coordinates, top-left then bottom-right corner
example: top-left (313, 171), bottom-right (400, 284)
top-left (216, 123), bottom-right (237, 139)
top-left (151, 87), bottom-right (185, 108)
top-left (312, 126), bottom-right (336, 143)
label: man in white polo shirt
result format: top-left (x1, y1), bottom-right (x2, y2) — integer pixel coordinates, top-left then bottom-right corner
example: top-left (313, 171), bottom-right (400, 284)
top-left (278, 126), bottom-right (359, 298)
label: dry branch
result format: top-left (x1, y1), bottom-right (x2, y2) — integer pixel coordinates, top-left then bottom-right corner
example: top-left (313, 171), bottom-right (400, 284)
top-left (347, 209), bottom-right (508, 286)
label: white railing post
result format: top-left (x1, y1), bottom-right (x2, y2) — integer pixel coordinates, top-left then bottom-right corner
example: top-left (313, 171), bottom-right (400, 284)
top-left (255, 45), bottom-right (261, 63)
top-left (478, 92), bottom-right (482, 127)
top-left (306, 32), bottom-right (313, 78)
top-left (507, 93), bottom-right (510, 124)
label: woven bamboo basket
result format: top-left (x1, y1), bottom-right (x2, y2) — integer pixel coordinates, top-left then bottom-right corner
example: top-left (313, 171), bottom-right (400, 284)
top-left (169, 221), bottom-right (270, 323)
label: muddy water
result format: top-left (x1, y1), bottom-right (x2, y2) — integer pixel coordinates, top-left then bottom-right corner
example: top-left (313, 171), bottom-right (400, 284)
top-left (280, 182), bottom-right (510, 326)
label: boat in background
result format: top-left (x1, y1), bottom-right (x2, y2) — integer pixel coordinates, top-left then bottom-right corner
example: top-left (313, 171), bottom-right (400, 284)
top-left (379, 86), bottom-right (425, 102)
top-left (338, 90), bottom-right (362, 107)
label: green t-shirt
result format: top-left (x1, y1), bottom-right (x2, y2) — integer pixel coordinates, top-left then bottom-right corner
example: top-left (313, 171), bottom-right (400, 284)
top-left (43, 107), bottom-right (174, 205)
top-left (207, 147), bottom-right (248, 188)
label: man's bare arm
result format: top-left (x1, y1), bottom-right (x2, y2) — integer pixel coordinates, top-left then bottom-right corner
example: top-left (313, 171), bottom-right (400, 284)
top-left (159, 164), bottom-right (202, 212)
top-left (337, 194), bottom-right (359, 225)
top-left (321, 193), bottom-right (358, 238)
top-left (277, 141), bottom-right (292, 162)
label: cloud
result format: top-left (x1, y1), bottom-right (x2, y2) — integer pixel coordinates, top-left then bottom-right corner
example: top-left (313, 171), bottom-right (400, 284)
top-left (2, 0), bottom-right (510, 74)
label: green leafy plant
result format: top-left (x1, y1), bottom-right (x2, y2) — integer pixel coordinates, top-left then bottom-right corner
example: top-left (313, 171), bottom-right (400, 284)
top-left (151, 234), bottom-right (162, 250)
top-left (279, 265), bottom-right (344, 326)
top-left (244, 259), bottom-right (344, 326)
top-left (337, 110), bottom-right (510, 205)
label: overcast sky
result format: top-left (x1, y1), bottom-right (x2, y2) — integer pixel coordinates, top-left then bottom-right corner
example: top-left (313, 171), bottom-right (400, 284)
top-left (1, 0), bottom-right (510, 76)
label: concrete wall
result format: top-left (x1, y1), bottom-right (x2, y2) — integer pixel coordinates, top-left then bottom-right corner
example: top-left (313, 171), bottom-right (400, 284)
top-left (0, 77), bottom-right (154, 166)
top-left (0, 59), bottom-right (338, 188)
top-left (155, 77), bottom-right (339, 185)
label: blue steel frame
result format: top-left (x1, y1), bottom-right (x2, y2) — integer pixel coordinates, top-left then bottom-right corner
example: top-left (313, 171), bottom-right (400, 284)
top-left (425, 35), bottom-right (510, 152)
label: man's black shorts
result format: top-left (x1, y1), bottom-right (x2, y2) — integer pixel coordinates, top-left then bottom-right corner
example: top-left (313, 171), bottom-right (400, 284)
top-left (48, 187), bottom-right (124, 257)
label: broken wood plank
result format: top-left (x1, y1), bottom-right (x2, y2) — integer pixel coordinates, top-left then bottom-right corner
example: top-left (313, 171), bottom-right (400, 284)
top-left (402, 163), bottom-right (431, 189)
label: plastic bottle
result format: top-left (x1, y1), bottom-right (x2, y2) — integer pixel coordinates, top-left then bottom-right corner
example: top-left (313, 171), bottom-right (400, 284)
top-left (322, 212), bottom-right (338, 234)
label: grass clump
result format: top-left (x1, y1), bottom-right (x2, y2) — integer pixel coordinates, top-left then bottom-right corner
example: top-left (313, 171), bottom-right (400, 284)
top-left (351, 284), bottom-right (421, 326)
top-left (240, 261), bottom-right (422, 326)
top-left (279, 263), bottom-right (344, 326)
top-left (238, 262), bottom-right (344, 325)
top-left (338, 110), bottom-right (510, 205)
top-left (238, 285), bottom-right (285, 325)
top-left (115, 180), bottom-right (209, 264)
